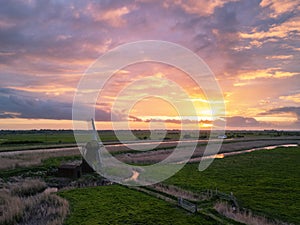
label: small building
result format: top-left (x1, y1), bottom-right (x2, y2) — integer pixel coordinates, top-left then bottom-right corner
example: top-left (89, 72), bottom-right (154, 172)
top-left (58, 163), bottom-right (82, 179)
top-left (81, 158), bottom-right (95, 173)
top-left (218, 135), bottom-right (227, 139)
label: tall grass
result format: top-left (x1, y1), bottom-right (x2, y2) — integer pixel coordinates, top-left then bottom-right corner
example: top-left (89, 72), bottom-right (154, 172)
top-left (0, 148), bottom-right (80, 170)
top-left (10, 178), bottom-right (47, 197)
top-left (214, 201), bottom-right (291, 225)
top-left (0, 188), bottom-right (24, 224)
top-left (150, 183), bottom-right (201, 201)
top-left (0, 178), bottom-right (69, 225)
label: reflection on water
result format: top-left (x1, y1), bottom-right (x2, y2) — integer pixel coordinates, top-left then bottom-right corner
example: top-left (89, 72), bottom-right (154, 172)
top-left (124, 170), bottom-right (140, 182)
top-left (215, 154), bottom-right (225, 159)
top-left (201, 144), bottom-right (298, 161)
top-left (128, 144), bottom-right (299, 182)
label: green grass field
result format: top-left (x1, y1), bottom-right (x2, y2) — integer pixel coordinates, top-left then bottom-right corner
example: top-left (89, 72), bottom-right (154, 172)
top-left (1, 130), bottom-right (299, 152)
top-left (0, 130), bottom-right (178, 151)
top-left (165, 146), bottom-right (300, 224)
top-left (0, 131), bottom-right (75, 144)
top-left (59, 185), bottom-right (218, 225)
top-left (1, 130), bottom-right (299, 224)
top-left (0, 155), bottom-right (81, 179)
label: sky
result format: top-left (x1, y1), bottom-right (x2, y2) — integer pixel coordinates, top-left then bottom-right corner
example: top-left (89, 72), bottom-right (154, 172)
top-left (0, 0), bottom-right (299, 130)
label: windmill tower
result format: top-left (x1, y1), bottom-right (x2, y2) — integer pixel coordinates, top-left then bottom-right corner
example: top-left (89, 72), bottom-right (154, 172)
top-left (81, 118), bottom-right (102, 173)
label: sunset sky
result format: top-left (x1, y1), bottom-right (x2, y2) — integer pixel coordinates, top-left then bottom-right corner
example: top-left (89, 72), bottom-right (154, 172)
top-left (0, 0), bottom-right (299, 130)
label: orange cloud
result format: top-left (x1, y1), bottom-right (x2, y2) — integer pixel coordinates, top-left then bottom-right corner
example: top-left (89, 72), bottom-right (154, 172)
top-left (237, 68), bottom-right (298, 80)
top-left (266, 55), bottom-right (294, 60)
top-left (9, 86), bottom-right (76, 96)
top-left (164, 0), bottom-right (239, 16)
top-left (239, 16), bottom-right (300, 40)
top-left (260, 0), bottom-right (300, 18)
top-left (87, 4), bottom-right (131, 27)
top-left (279, 93), bottom-right (300, 103)
top-left (233, 82), bottom-right (248, 87)
top-left (255, 114), bottom-right (298, 123)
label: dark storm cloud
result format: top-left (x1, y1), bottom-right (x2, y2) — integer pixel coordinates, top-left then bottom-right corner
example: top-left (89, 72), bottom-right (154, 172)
top-left (225, 116), bottom-right (262, 128)
top-left (0, 88), bottom-right (71, 119)
top-left (259, 107), bottom-right (300, 129)
top-left (260, 107), bottom-right (300, 120)
top-left (0, 88), bottom-right (114, 121)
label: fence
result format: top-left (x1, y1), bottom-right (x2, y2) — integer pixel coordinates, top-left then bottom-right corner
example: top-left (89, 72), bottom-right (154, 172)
top-left (205, 189), bottom-right (239, 208)
top-left (176, 189), bottom-right (239, 214)
top-left (178, 197), bottom-right (198, 213)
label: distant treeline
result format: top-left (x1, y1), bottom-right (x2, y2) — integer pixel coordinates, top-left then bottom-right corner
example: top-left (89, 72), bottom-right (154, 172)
top-left (0, 129), bottom-right (299, 136)
top-left (227, 130), bottom-right (300, 136)
top-left (0, 140), bottom-right (44, 145)
top-left (0, 130), bottom-right (74, 135)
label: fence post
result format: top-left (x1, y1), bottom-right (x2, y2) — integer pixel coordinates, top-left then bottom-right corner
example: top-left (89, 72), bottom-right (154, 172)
top-left (178, 197), bottom-right (182, 206)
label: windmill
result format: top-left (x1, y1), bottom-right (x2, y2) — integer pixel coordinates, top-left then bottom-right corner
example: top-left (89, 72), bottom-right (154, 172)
top-left (81, 118), bottom-right (103, 173)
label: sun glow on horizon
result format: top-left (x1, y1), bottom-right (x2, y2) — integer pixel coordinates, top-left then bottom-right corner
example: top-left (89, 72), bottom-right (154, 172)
top-left (0, 0), bottom-right (299, 130)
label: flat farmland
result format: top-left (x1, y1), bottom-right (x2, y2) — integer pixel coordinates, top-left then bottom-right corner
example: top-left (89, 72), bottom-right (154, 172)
top-left (1, 130), bottom-right (299, 224)
top-left (59, 185), bottom-right (217, 225)
top-left (164, 146), bottom-right (300, 224)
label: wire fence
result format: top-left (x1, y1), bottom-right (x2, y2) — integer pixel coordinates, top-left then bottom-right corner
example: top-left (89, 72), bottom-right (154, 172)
top-left (178, 197), bottom-right (198, 213)
top-left (177, 189), bottom-right (239, 214)
top-left (205, 189), bottom-right (239, 208)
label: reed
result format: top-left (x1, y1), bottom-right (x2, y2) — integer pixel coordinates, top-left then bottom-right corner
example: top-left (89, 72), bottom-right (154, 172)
top-left (0, 178), bottom-right (69, 225)
top-left (214, 201), bottom-right (291, 225)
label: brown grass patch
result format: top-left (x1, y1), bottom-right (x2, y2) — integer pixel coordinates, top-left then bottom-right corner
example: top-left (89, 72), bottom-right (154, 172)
top-left (0, 178), bottom-right (69, 225)
top-left (0, 148), bottom-right (80, 170)
top-left (214, 201), bottom-right (291, 225)
top-left (150, 183), bottom-right (202, 201)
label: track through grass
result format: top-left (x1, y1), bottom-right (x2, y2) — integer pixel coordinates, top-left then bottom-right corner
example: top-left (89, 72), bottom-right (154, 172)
top-left (59, 185), bottom-right (218, 225)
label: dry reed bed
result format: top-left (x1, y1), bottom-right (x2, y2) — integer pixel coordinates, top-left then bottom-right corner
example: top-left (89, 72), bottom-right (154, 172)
top-left (150, 183), bottom-right (202, 201)
top-left (0, 149), bottom-right (80, 170)
top-left (214, 202), bottom-right (292, 225)
top-left (0, 178), bottom-right (69, 225)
